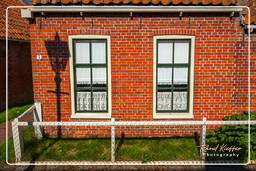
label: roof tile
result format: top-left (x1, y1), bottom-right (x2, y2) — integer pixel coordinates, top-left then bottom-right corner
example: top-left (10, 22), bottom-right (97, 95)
top-left (60, 0), bottom-right (71, 4)
top-left (151, 0), bottom-right (160, 5)
top-left (31, 0), bottom-right (256, 25)
top-left (236, 0), bottom-right (255, 25)
top-left (141, 0), bottom-right (151, 5)
top-left (32, 0), bottom-right (236, 5)
top-left (92, 0), bottom-right (102, 4)
top-left (41, 0), bottom-right (49, 4)
top-left (82, 0), bottom-right (90, 4)
top-left (172, 0), bottom-right (182, 5)
top-left (183, 0), bottom-right (192, 5)
top-left (131, 0), bottom-right (142, 4)
top-left (122, 0), bottom-right (131, 4)
top-left (191, 0), bottom-right (201, 5)
top-left (51, 0), bottom-right (61, 4)
top-left (103, 0), bottom-right (112, 4)
top-left (202, 0), bottom-right (211, 5)
top-left (0, 0), bottom-right (29, 40)
top-left (161, 0), bottom-right (171, 5)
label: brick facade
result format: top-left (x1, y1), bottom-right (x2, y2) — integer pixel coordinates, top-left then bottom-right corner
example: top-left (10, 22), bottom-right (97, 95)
top-left (0, 0), bottom-right (33, 111)
top-left (0, 39), bottom-right (33, 110)
top-left (251, 32), bottom-right (256, 112)
top-left (29, 13), bottom-right (254, 137)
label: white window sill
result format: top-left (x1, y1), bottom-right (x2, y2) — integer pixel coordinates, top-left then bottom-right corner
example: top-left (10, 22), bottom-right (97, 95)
top-left (153, 113), bottom-right (194, 119)
top-left (71, 113), bottom-right (111, 119)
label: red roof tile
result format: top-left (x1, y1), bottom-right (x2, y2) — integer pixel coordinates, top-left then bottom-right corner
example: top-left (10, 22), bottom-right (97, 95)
top-left (31, 0), bottom-right (256, 25)
top-left (236, 0), bottom-right (256, 25)
top-left (0, 0), bottom-right (29, 40)
top-left (32, 0), bottom-right (236, 5)
top-left (246, 6), bottom-right (256, 24)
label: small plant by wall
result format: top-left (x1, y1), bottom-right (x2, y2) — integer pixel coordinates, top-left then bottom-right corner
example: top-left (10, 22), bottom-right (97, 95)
top-left (206, 112), bottom-right (256, 162)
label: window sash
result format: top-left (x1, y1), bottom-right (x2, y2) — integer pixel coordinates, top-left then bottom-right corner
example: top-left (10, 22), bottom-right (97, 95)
top-left (73, 39), bottom-right (108, 113)
top-left (156, 39), bottom-right (191, 113)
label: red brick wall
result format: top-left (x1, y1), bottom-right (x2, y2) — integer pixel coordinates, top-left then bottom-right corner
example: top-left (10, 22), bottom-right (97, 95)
top-left (0, 39), bottom-right (34, 111)
top-left (251, 32), bottom-right (256, 111)
top-left (29, 13), bottom-right (253, 137)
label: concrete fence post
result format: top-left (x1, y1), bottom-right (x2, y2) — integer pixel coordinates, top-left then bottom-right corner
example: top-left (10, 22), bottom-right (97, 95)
top-left (34, 102), bottom-right (43, 139)
top-left (201, 117), bottom-right (207, 160)
top-left (111, 118), bottom-right (115, 162)
top-left (12, 118), bottom-right (23, 162)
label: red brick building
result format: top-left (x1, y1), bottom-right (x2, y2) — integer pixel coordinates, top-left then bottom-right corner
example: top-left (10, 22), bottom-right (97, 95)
top-left (0, 0), bottom-right (33, 111)
top-left (22, 0), bottom-right (255, 136)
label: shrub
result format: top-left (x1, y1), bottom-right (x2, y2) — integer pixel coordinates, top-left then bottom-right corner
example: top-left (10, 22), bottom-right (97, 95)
top-left (206, 112), bottom-right (256, 162)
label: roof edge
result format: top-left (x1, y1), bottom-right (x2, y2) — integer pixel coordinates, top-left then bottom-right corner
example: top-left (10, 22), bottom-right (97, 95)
top-left (21, 6), bottom-right (244, 18)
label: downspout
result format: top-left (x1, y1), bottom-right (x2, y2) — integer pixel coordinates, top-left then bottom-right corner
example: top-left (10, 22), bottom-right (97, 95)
top-left (247, 25), bottom-right (256, 32)
top-left (239, 14), bottom-right (255, 32)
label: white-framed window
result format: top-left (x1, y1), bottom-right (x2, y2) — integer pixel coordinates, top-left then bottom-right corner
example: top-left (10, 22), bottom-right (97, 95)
top-left (153, 35), bottom-right (195, 119)
top-left (69, 35), bottom-right (111, 119)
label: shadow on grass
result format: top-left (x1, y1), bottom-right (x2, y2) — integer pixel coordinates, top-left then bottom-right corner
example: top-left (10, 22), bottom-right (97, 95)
top-left (23, 137), bottom-right (58, 171)
top-left (115, 132), bottom-right (125, 156)
top-left (22, 133), bottom-right (111, 162)
top-left (194, 132), bottom-right (202, 157)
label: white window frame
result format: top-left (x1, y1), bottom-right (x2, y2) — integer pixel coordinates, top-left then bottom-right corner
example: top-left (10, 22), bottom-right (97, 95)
top-left (153, 35), bottom-right (195, 119)
top-left (69, 35), bottom-right (112, 119)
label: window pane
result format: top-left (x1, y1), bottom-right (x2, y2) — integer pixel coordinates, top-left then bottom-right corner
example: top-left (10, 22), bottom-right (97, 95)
top-left (93, 92), bottom-right (107, 111)
top-left (158, 42), bottom-right (173, 64)
top-left (173, 92), bottom-right (187, 110)
top-left (173, 68), bottom-right (188, 85)
top-left (157, 68), bottom-right (172, 85)
top-left (174, 42), bottom-right (189, 64)
top-left (76, 68), bottom-right (91, 85)
top-left (92, 68), bottom-right (106, 84)
top-left (77, 92), bottom-right (91, 111)
top-left (157, 92), bottom-right (172, 111)
top-left (92, 41), bottom-right (106, 64)
top-left (75, 42), bottom-right (90, 64)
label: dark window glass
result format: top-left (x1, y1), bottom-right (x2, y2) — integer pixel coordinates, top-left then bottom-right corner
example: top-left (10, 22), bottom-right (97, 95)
top-left (156, 40), bottom-right (191, 112)
top-left (73, 39), bottom-right (108, 112)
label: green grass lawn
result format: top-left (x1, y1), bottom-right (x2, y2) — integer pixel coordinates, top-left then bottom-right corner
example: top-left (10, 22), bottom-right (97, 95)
top-left (0, 104), bottom-right (33, 123)
top-left (116, 137), bottom-right (200, 162)
top-left (0, 127), bottom-right (201, 162)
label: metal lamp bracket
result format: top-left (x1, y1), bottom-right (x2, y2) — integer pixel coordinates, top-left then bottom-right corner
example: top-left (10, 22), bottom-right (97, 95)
top-left (130, 11), bottom-right (133, 19)
top-left (230, 11), bottom-right (235, 18)
top-left (179, 11), bottom-right (183, 19)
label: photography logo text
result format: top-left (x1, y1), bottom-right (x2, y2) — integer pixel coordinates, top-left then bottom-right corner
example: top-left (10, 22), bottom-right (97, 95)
top-left (200, 144), bottom-right (242, 158)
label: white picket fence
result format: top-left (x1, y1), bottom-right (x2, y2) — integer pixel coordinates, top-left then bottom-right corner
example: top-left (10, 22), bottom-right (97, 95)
top-left (11, 102), bottom-right (256, 165)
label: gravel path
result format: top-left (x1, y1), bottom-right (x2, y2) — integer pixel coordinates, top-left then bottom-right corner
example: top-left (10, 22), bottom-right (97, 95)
top-left (0, 119), bottom-right (13, 143)
top-left (0, 162), bottom-right (256, 171)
